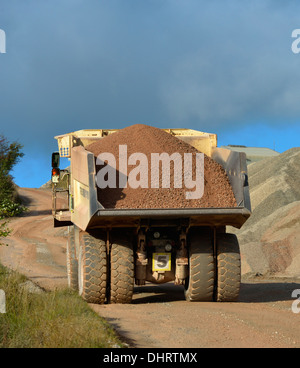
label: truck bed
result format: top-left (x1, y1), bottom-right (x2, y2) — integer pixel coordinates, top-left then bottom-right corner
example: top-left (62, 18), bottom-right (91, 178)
top-left (53, 131), bottom-right (251, 231)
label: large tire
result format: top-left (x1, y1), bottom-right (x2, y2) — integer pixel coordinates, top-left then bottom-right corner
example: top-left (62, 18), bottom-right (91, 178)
top-left (215, 233), bottom-right (241, 302)
top-left (109, 237), bottom-right (134, 304)
top-left (78, 232), bottom-right (107, 304)
top-left (184, 231), bottom-right (215, 302)
top-left (67, 226), bottom-right (78, 291)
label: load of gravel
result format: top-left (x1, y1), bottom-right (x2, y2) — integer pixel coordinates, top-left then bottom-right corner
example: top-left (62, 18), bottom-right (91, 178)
top-left (86, 124), bottom-right (236, 209)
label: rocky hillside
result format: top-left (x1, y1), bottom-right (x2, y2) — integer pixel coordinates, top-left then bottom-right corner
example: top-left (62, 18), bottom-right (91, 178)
top-left (231, 147), bottom-right (300, 278)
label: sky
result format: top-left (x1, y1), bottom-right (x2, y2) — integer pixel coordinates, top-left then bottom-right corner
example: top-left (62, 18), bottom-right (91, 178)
top-left (0, 0), bottom-right (300, 188)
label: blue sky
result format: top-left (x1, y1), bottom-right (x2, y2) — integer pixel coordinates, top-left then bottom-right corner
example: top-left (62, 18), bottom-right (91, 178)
top-left (0, 0), bottom-right (300, 188)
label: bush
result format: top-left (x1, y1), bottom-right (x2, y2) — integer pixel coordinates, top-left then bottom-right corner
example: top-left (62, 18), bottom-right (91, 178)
top-left (0, 135), bottom-right (26, 245)
top-left (0, 199), bottom-right (27, 219)
top-left (0, 135), bottom-right (24, 203)
top-left (0, 221), bottom-right (10, 244)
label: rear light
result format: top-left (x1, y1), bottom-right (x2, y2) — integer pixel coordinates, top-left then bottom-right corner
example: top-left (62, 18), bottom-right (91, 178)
top-left (51, 168), bottom-right (60, 183)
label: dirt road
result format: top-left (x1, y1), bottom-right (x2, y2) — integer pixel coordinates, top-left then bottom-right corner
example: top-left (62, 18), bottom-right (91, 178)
top-left (0, 188), bottom-right (68, 290)
top-left (1, 188), bottom-right (300, 348)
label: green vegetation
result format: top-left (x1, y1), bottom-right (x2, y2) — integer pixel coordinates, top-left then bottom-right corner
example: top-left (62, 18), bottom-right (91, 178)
top-left (0, 222), bottom-right (10, 239)
top-left (0, 135), bottom-right (27, 244)
top-left (0, 264), bottom-right (125, 348)
top-left (0, 135), bottom-right (23, 203)
top-left (0, 199), bottom-right (27, 219)
top-left (0, 136), bottom-right (123, 348)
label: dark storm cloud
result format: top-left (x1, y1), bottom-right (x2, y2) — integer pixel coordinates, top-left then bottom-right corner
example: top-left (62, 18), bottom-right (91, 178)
top-left (159, 1), bottom-right (300, 127)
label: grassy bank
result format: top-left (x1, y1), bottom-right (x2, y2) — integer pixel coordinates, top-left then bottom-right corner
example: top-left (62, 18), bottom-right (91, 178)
top-left (0, 263), bottom-right (125, 348)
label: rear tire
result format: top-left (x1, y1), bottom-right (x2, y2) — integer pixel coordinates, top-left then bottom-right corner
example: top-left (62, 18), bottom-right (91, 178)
top-left (184, 230), bottom-right (215, 302)
top-left (67, 226), bottom-right (78, 291)
top-left (215, 233), bottom-right (241, 302)
top-left (109, 237), bottom-right (134, 304)
top-left (78, 232), bottom-right (107, 304)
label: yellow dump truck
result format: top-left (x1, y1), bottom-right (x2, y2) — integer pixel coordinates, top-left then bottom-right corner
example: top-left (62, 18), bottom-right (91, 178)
top-left (51, 127), bottom-right (251, 304)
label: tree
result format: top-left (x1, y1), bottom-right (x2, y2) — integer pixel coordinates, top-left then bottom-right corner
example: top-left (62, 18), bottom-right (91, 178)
top-left (0, 135), bottom-right (24, 203)
top-left (0, 135), bottom-right (25, 244)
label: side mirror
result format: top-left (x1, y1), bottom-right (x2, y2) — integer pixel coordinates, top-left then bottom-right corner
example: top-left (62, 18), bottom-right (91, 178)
top-left (52, 152), bottom-right (60, 168)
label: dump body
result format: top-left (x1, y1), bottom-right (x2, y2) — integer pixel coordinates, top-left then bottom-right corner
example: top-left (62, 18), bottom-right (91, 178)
top-left (52, 128), bottom-right (251, 231)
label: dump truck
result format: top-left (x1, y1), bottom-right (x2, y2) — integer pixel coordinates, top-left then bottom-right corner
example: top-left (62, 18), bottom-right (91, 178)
top-left (51, 127), bottom-right (251, 304)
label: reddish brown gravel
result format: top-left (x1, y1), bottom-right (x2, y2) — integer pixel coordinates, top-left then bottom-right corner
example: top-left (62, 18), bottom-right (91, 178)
top-left (86, 124), bottom-right (236, 209)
